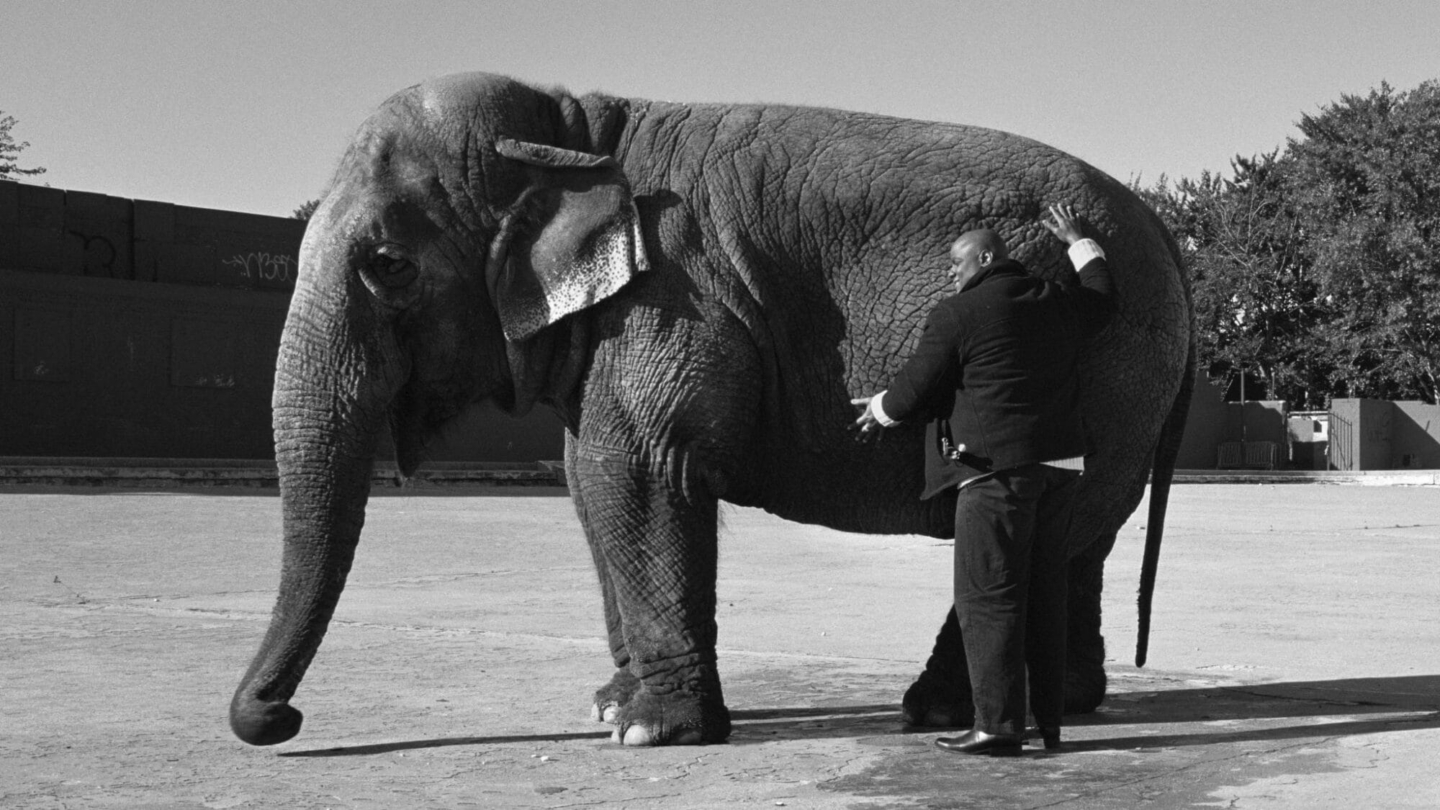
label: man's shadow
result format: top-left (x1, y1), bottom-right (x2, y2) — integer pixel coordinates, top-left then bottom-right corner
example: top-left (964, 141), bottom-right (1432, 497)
top-left (1054, 673), bottom-right (1440, 752)
top-left (280, 674), bottom-right (1440, 756)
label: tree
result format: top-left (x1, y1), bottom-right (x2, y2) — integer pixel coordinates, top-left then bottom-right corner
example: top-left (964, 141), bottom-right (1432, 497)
top-left (292, 199), bottom-right (319, 222)
top-left (1136, 155), bottom-right (1332, 407)
top-left (0, 110), bottom-right (46, 179)
top-left (1136, 79), bottom-right (1440, 408)
top-left (1287, 81), bottom-right (1440, 403)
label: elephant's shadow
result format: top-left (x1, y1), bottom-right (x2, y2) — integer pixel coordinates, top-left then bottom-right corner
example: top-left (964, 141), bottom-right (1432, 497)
top-left (280, 674), bottom-right (1440, 756)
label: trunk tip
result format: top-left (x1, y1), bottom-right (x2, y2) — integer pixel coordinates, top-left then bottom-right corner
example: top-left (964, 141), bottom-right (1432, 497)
top-left (230, 696), bottom-right (304, 746)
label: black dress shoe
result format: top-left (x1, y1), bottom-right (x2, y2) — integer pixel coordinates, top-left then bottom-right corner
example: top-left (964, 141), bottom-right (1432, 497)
top-left (934, 729), bottom-right (1024, 756)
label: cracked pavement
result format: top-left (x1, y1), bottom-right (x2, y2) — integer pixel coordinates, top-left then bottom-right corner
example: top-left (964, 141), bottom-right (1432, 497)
top-left (2, 483), bottom-right (1438, 808)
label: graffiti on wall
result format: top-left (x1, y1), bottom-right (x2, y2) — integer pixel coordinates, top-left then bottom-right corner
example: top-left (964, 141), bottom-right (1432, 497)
top-left (224, 252), bottom-right (297, 284)
top-left (68, 231), bottom-right (120, 278)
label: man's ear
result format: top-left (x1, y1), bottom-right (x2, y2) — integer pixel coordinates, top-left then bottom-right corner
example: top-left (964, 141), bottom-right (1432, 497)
top-left (486, 138), bottom-right (650, 342)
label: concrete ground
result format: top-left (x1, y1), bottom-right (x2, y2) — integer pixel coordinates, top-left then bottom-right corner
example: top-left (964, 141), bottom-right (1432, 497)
top-left (2, 482), bottom-right (1437, 809)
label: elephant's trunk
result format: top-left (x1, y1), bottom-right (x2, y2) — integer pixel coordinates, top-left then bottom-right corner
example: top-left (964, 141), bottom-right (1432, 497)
top-left (230, 257), bottom-right (405, 746)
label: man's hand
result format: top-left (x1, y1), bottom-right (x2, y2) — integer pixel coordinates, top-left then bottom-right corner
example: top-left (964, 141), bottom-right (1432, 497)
top-left (1043, 204), bottom-right (1084, 246)
top-left (851, 396), bottom-right (884, 442)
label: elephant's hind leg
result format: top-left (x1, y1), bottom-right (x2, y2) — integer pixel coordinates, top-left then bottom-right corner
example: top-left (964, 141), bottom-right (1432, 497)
top-left (1063, 532), bottom-right (1113, 714)
top-left (571, 452), bottom-right (731, 746)
top-left (904, 570), bottom-right (1112, 725)
top-left (902, 607), bottom-right (975, 728)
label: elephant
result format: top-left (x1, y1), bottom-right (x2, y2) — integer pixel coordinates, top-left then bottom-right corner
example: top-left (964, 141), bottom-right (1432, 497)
top-left (230, 72), bottom-right (1192, 747)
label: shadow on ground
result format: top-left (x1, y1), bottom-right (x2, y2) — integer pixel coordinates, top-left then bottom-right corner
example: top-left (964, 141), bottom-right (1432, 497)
top-left (818, 674), bottom-right (1440, 808)
top-left (280, 675), bottom-right (1440, 759)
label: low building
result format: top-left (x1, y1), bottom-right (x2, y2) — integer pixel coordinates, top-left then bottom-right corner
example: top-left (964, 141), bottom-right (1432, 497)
top-left (1328, 399), bottom-right (1440, 471)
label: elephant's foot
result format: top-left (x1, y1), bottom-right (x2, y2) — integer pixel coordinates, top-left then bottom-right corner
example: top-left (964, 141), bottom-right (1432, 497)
top-left (903, 607), bottom-right (973, 728)
top-left (1063, 620), bottom-right (1108, 716)
top-left (900, 669), bottom-right (974, 728)
top-left (1064, 541), bottom-right (1110, 715)
top-left (591, 668), bottom-right (642, 724)
top-left (608, 689), bottom-right (731, 746)
top-left (1064, 663), bottom-right (1107, 715)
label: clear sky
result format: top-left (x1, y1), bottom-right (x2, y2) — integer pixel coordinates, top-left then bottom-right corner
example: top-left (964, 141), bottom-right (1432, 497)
top-left (4, 0), bottom-right (1437, 217)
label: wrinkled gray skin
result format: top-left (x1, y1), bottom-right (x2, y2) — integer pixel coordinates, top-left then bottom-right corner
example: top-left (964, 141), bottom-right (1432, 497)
top-left (231, 73), bottom-right (1192, 747)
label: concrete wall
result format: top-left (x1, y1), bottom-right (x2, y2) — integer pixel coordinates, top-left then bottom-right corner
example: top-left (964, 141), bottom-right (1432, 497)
top-left (1330, 398), bottom-right (1440, 471)
top-left (1392, 401), bottom-right (1440, 468)
top-left (1175, 366), bottom-right (1289, 469)
top-left (3, 269), bottom-right (287, 458)
top-left (1334, 398), bottom-right (1385, 471)
top-left (1, 181), bottom-right (304, 290)
top-left (1175, 368), bottom-right (1227, 468)
top-left (2, 179), bottom-right (564, 462)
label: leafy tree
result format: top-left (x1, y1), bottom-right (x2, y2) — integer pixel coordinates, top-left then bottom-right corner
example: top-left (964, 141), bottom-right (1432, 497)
top-left (292, 199), bottom-right (319, 222)
top-left (0, 110), bottom-right (46, 179)
top-left (1136, 155), bottom-right (1332, 407)
top-left (1287, 80), bottom-right (1440, 403)
top-left (1137, 79), bottom-right (1440, 408)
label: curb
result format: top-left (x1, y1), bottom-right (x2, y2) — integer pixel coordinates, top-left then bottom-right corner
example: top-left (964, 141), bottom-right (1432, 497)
top-left (0, 457), bottom-right (567, 488)
top-left (2, 459), bottom-right (1436, 489)
top-left (1172, 469), bottom-right (1440, 486)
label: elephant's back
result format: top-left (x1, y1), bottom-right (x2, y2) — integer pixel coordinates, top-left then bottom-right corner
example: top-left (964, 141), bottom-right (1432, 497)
top-left (629, 100), bottom-right (1091, 240)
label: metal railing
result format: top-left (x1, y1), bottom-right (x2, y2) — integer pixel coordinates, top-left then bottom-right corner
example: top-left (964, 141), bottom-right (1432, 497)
top-left (1328, 411), bottom-right (1354, 471)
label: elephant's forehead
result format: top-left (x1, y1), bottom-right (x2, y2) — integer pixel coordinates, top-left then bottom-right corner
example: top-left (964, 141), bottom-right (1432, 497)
top-left (410, 72), bottom-right (534, 131)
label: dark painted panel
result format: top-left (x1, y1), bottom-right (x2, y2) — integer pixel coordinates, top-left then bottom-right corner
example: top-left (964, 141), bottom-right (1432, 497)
top-left (0, 180), bottom-right (18, 268)
top-left (171, 318), bottom-right (239, 389)
top-left (1, 270), bottom-right (286, 458)
top-left (132, 199), bottom-right (176, 283)
top-left (15, 184), bottom-right (66, 274)
top-left (65, 190), bottom-right (134, 280)
top-left (13, 307), bottom-right (73, 382)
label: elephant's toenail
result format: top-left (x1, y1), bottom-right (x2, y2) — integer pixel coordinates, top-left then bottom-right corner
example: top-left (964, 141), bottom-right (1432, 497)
top-left (623, 726), bottom-right (655, 746)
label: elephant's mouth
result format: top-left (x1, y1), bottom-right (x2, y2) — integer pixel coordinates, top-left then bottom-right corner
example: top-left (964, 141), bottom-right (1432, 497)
top-left (387, 375), bottom-right (436, 477)
top-left (387, 369), bottom-right (499, 478)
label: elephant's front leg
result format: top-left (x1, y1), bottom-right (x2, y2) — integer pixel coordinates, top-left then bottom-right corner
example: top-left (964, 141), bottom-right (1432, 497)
top-left (573, 455), bottom-right (730, 746)
top-left (586, 540), bottom-right (642, 725)
top-left (567, 440), bottom-right (642, 725)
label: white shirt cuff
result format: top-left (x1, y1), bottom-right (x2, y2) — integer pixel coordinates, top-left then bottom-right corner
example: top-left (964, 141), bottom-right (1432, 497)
top-left (1067, 238), bottom-right (1105, 269)
top-left (871, 391), bottom-right (898, 426)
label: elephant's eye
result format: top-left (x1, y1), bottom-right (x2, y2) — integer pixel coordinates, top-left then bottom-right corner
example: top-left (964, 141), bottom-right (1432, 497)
top-left (370, 246), bottom-right (418, 288)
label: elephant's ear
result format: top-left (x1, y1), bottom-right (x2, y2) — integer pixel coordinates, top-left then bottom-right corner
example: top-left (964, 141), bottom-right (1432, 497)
top-left (487, 137), bottom-right (650, 342)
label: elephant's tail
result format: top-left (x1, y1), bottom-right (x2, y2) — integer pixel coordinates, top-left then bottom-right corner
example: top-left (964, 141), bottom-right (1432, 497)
top-left (1135, 296), bottom-right (1196, 668)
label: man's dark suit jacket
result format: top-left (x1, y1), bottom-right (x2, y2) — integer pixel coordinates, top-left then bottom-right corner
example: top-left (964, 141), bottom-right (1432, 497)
top-left (880, 255), bottom-right (1117, 499)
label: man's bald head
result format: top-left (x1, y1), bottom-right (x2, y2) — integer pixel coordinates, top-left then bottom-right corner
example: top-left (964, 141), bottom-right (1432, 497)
top-left (954, 229), bottom-right (1009, 261)
top-left (947, 229), bottom-right (1009, 292)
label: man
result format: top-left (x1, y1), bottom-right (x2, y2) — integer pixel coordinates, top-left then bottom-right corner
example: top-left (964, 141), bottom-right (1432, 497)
top-left (853, 205), bottom-right (1116, 756)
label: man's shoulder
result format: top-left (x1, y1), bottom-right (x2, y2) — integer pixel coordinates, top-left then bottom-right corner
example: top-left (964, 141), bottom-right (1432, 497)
top-left (963, 265), bottom-right (1041, 304)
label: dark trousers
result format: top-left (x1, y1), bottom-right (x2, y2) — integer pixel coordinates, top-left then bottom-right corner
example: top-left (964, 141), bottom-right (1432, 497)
top-left (953, 463), bottom-right (1079, 736)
